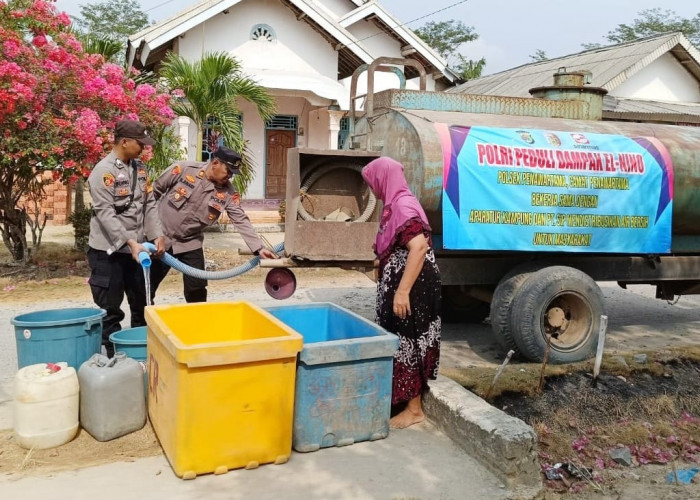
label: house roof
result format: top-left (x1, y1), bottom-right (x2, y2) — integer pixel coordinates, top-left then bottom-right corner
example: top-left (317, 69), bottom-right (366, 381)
top-left (337, 1), bottom-right (460, 82)
top-left (447, 32), bottom-right (700, 98)
top-left (127, 0), bottom-right (457, 82)
top-left (603, 96), bottom-right (700, 124)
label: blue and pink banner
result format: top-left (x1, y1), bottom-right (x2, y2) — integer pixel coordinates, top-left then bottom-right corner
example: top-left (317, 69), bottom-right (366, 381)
top-left (436, 125), bottom-right (674, 253)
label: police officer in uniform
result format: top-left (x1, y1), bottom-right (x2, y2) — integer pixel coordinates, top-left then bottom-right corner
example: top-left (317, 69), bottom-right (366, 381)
top-left (87, 119), bottom-right (166, 356)
top-left (150, 147), bottom-right (276, 303)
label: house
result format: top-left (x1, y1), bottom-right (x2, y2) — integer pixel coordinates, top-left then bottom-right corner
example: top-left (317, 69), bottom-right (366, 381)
top-left (126, 0), bottom-right (459, 203)
top-left (448, 32), bottom-right (700, 126)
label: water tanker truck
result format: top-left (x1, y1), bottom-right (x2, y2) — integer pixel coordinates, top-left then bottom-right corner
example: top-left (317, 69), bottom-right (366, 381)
top-left (272, 58), bottom-right (700, 364)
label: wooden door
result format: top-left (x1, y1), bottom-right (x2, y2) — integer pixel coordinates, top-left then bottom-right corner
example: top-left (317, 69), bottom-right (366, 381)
top-left (265, 129), bottom-right (296, 199)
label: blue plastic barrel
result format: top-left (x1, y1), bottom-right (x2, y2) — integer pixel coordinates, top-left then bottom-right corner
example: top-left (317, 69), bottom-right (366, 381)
top-left (109, 326), bottom-right (147, 361)
top-left (11, 308), bottom-right (106, 369)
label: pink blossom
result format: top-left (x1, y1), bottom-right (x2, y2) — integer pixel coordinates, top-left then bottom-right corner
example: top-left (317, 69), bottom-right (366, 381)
top-left (101, 63), bottom-right (124, 85)
top-left (83, 76), bottom-right (107, 94)
top-left (171, 89), bottom-right (185, 98)
top-left (134, 84), bottom-right (156, 100)
top-left (55, 32), bottom-right (82, 52)
top-left (572, 435), bottom-right (590, 452)
top-left (0, 60), bottom-right (23, 77)
top-left (32, 34), bottom-right (48, 47)
top-left (102, 84), bottom-right (128, 109)
top-left (41, 59), bottom-right (60, 73)
top-left (158, 106), bottom-right (175, 119)
top-left (56, 12), bottom-right (71, 26)
top-left (3, 39), bottom-right (21, 58)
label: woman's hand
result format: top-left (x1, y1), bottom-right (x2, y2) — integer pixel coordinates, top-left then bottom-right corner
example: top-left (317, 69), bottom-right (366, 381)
top-left (393, 290), bottom-right (411, 319)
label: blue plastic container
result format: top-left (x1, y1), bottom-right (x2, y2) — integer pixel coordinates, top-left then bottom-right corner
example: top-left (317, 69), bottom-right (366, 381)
top-left (109, 326), bottom-right (147, 361)
top-left (265, 303), bottom-right (398, 452)
top-left (11, 308), bottom-right (106, 369)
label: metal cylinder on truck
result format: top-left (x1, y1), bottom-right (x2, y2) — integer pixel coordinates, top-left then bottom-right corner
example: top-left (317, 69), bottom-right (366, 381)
top-left (353, 107), bottom-right (700, 243)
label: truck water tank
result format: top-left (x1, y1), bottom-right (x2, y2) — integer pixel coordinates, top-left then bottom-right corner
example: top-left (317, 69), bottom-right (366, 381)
top-left (13, 362), bottom-right (79, 449)
top-left (355, 108), bottom-right (700, 237)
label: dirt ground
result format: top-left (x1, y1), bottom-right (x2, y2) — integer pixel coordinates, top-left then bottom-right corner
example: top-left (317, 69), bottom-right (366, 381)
top-left (0, 423), bottom-right (162, 478)
top-left (2, 229), bottom-right (700, 498)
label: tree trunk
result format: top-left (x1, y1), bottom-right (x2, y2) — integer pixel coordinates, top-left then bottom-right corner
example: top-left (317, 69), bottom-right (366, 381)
top-left (196, 127), bottom-right (204, 161)
top-left (74, 178), bottom-right (85, 211)
top-left (0, 207), bottom-right (29, 262)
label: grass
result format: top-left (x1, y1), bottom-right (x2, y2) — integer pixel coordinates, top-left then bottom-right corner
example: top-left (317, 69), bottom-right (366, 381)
top-left (443, 346), bottom-right (700, 490)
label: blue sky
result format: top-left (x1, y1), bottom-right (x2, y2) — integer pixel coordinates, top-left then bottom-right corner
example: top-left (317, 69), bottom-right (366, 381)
top-left (55, 0), bottom-right (698, 75)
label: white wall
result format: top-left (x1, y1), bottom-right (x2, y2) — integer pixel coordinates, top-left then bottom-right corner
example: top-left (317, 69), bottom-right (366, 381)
top-left (307, 109), bottom-right (331, 149)
top-left (613, 53), bottom-right (700, 102)
top-left (237, 96), bottom-right (308, 199)
top-left (178, 0), bottom-right (338, 80)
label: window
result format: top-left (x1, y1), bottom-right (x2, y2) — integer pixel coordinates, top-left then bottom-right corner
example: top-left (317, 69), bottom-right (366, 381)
top-left (201, 115), bottom-right (242, 161)
top-left (250, 24), bottom-right (276, 42)
top-left (265, 115), bottom-right (298, 130)
top-left (338, 116), bottom-right (350, 149)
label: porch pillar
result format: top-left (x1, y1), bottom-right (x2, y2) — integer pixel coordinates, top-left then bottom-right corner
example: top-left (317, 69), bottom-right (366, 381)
top-left (176, 116), bottom-right (191, 159)
top-left (327, 109), bottom-right (345, 150)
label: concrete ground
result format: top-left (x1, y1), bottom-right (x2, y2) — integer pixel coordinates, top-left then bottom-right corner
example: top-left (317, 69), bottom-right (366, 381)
top-left (0, 224), bottom-right (511, 500)
top-left (1, 426), bottom-right (508, 500)
top-left (5, 223), bottom-right (700, 498)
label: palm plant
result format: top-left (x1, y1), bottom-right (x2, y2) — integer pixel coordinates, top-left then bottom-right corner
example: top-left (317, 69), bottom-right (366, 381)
top-left (77, 34), bottom-right (124, 63)
top-left (159, 51), bottom-right (276, 194)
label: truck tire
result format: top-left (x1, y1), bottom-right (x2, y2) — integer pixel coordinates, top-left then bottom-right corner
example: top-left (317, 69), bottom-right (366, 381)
top-left (510, 266), bottom-right (604, 364)
top-left (490, 263), bottom-right (543, 355)
top-left (442, 285), bottom-right (490, 323)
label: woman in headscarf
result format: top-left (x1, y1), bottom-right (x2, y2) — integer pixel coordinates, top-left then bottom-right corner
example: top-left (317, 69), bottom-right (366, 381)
top-left (362, 157), bottom-right (441, 429)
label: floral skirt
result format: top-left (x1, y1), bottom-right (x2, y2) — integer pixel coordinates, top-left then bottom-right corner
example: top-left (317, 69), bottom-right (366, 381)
top-left (377, 248), bottom-right (441, 405)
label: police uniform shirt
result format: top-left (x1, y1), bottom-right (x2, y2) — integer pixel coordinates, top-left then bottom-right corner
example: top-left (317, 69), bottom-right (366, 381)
top-left (87, 151), bottom-right (163, 254)
top-left (153, 161), bottom-right (264, 255)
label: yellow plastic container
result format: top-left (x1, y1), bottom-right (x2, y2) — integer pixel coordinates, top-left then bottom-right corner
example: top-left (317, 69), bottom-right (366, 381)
top-left (144, 301), bottom-right (303, 479)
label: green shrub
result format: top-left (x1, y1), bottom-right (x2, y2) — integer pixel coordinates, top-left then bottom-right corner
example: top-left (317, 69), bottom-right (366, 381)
top-left (68, 205), bottom-right (92, 252)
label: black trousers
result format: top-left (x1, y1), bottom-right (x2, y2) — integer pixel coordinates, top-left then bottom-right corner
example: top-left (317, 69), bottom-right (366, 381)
top-left (150, 247), bottom-right (208, 303)
top-left (87, 248), bottom-right (147, 356)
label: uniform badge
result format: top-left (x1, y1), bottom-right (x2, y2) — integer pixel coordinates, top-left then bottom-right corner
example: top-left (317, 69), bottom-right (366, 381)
top-left (138, 168), bottom-right (147, 176)
top-left (232, 192), bottom-right (240, 205)
top-left (172, 165), bottom-right (182, 175)
top-left (176, 187), bottom-right (188, 196)
top-left (211, 202), bottom-right (222, 211)
top-left (215, 192), bottom-right (226, 200)
top-left (208, 213), bottom-right (216, 221)
top-left (118, 188), bottom-right (129, 196)
top-left (186, 175), bottom-right (196, 183)
top-left (197, 170), bottom-right (205, 179)
top-left (174, 193), bottom-right (181, 201)
top-left (103, 173), bottom-right (115, 187)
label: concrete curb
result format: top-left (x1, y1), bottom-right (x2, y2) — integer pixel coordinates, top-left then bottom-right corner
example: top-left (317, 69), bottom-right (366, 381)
top-left (424, 375), bottom-right (543, 499)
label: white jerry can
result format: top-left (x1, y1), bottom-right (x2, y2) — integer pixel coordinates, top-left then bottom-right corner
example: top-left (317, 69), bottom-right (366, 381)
top-left (13, 362), bottom-right (79, 450)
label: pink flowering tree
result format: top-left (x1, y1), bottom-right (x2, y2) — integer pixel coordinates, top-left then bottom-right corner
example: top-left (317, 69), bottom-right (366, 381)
top-left (0, 0), bottom-right (175, 262)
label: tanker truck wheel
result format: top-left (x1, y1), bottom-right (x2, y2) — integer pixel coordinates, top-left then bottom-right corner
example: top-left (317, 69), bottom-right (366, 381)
top-left (441, 285), bottom-right (490, 323)
top-left (509, 266), bottom-right (604, 364)
top-left (490, 263), bottom-right (544, 355)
